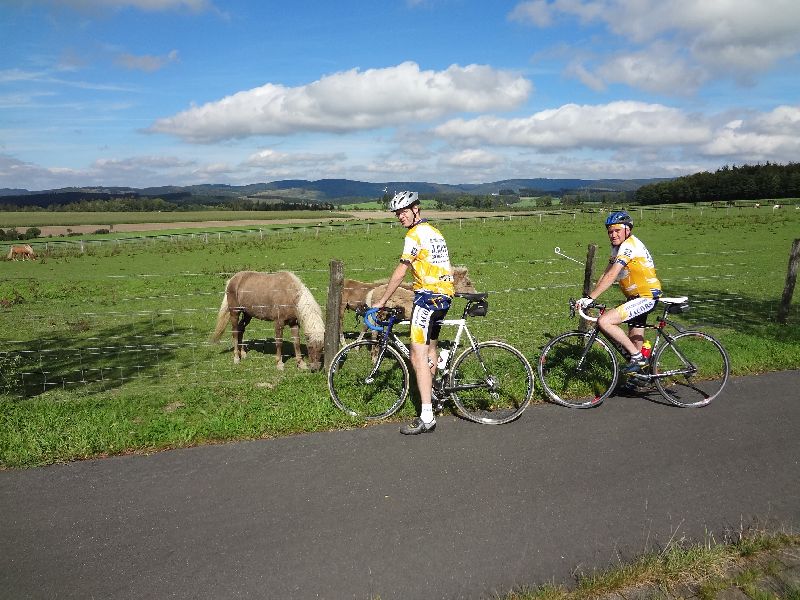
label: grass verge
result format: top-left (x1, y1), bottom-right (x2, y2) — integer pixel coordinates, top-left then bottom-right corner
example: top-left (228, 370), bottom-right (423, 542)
top-left (503, 528), bottom-right (800, 600)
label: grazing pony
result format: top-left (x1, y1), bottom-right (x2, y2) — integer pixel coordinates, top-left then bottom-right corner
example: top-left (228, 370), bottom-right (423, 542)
top-left (211, 271), bottom-right (325, 371)
top-left (338, 277), bottom-right (412, 339)
top-left (339, 266), bottom-right (476, 334)
top-left (6, 244), bottom-right (36, 261)
top-left (365, 266), bottom-right (477, 318)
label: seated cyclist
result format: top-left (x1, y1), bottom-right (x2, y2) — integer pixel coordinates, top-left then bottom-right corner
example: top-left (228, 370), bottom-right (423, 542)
top-left (577, 211), bottom-right (662, 373)
top-left (372, 191), bottom-right (454, 435)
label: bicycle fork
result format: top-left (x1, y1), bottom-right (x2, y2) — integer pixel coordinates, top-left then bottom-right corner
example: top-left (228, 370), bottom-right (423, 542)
top-left (576, 329), bottom-right (602, 372)
top-left (364, 336), bottom-right (394, 384)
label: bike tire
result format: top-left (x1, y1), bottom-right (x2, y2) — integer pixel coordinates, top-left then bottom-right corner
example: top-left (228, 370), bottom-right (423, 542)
top-left (537, 331), bottom-right (618, 408)
top-left (653, 331), bottom-right (730, 407)
top-left (328, 339), bottom-right (409, 420)
top-left (449, 341), bottom-right (534, 424)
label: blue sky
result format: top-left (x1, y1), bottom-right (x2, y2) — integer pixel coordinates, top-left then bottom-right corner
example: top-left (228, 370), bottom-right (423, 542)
top-left (2, 0), bottom-right (799, 190)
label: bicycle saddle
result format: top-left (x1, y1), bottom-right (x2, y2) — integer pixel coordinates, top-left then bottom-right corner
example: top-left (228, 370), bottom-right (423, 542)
top-left (455, 292), bottom-right (488, 301)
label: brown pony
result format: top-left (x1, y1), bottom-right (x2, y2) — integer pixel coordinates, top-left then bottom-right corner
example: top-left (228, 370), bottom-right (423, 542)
top-left (6, 244), bottom-right (36, 261)
top-left (338, 277), bottom-right (412, 338)
top-left (364, 266), bottom-right (478, 320)
top-left (211, 271), bottom-right (325, 371)
top-left (339, 266), bottom-right (475, 333)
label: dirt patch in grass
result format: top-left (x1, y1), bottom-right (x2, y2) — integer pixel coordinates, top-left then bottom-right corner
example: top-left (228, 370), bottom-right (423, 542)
top-left (34, 210), bottom-right (506, 236)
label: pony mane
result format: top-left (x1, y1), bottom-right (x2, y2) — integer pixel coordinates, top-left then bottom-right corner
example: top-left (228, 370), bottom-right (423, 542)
top-left (283, 271), bottom-right (325, 345)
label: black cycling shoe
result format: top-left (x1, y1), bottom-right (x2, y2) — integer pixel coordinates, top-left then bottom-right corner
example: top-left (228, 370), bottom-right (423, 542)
top-left (399, 417), bottom-right (436, 435)
top-left (617, 379), bottom-right (651, 395)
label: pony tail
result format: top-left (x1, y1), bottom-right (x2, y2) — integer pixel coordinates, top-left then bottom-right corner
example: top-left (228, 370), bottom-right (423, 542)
top-left (210, 295), bottom-right (231, 342)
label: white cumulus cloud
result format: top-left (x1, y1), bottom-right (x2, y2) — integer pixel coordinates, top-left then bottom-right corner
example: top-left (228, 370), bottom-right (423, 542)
top-left (434, 101), bottom-right (712, 150)
top-left (701, 105), bottom-right (800, 160)
top-left (510, 0), bottom-right (800, 92)
top-left (149, 62), bottom-right (532, 143)
top-left (441, 149), bottom-right (503, 168)
top-left (570, 45), bottom-right (708, 95)
top-left (244, 149), bottom-right (346, 167)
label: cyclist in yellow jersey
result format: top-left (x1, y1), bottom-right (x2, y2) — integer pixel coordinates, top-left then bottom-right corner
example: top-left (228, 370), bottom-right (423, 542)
top-left (576, 211), bottom-right (663, 374)
top-left (373, 191), bottom-right (454, 434)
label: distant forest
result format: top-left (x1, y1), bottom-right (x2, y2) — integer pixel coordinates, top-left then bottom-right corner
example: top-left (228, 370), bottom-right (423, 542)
top-left (634, 162), bottom-right (800, 204)
top-left (0, 193), bottom-right (336, 213)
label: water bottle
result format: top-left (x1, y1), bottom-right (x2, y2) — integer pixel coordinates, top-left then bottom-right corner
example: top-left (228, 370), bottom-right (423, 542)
top-left (641, 341), bottom-right (652, 359)
top-left (437, 349), bottom-right (450, 370)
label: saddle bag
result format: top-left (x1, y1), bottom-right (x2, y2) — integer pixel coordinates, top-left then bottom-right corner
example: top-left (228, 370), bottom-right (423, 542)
top-left (466, 299), bottom-right (489, 317)
top-left (667, 301), bottom-right (690, 314)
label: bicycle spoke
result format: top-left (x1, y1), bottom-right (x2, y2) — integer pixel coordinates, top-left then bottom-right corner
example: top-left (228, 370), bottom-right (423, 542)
top-left (328, 340), bottom-right (409, 419)
top-left (450, 341), bottom-right (533, 424)
top-left (653, 331), bottom-right (729, 407)
top-left (538, 332), bottom-right (617, 408)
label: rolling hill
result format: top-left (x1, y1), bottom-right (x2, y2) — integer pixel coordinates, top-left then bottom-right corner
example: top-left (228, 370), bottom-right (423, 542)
top-left (0, 177), bottom-right (667, 208)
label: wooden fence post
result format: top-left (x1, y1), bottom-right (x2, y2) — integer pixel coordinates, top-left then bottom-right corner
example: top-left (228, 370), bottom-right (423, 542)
top-left (324, 259), bottom-right (344, 370)
top-left (777, 238), bottom-right (800, 324)
top-left (580, 243), bottom-right (597, 332)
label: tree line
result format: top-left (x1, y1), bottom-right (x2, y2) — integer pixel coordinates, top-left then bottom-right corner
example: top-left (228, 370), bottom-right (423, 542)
top-left (0, 227), bottom-right (41, 241)
top-left (0, 196), bottom-right (336, 213)
top-left (634, 162), bottom-right (800, 204)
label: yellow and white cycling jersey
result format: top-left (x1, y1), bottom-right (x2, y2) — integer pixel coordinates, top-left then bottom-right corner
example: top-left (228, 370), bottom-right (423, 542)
top-left (400, 220), bottom-right (454, 297)
top-left (610, 234), bottom-right (662, 299)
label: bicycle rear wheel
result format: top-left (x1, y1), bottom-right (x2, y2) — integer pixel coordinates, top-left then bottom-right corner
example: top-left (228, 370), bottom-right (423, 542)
top-left (653, 331), bottom-right (730, 407)
top-left (538, 332), bottom-right (618, 408)
top-left (328, 340), bottom-right (409, 419)
top-left (449, 341), bottom-right (534, 424)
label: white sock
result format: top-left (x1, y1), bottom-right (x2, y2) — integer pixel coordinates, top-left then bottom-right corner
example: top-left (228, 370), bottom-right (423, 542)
top-left (421, 404), bottom-right (434, 424)
top-left (630, 352), bottom-right (643, 362)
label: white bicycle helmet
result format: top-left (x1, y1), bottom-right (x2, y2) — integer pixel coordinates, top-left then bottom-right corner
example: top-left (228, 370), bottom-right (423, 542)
top-left (388, 191), bottom-right (419, 211)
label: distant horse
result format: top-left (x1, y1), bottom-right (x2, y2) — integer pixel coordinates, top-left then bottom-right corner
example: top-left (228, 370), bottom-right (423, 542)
top-left (6, 244), bottom-right (36, 261)
top-left (211, 271), bottom-right (325, 371)
top-left (364, 266), bottom-right (478, 321)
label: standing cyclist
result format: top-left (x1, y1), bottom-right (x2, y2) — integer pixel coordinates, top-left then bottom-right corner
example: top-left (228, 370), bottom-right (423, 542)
top-left (577, 211), bottom-right (662, 374)
top-left (372, 191), bottom-right (454, 435)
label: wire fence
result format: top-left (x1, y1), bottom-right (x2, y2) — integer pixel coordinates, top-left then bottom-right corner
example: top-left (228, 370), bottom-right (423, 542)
top-left (3, 202), bottom-right (793, 257)
top-left (2, 211), bottom-right (798, 398)
top-left (1, 271), bottom-right (792, 398)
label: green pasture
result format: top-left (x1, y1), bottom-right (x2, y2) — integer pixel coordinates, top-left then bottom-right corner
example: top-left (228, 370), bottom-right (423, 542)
top-left (1, 207), bottom-right (799, 468)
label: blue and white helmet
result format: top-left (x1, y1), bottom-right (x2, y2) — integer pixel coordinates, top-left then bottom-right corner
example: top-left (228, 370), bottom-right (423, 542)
top-left (605, 210), bottom-right (633, 229)
top-left (389, 191), bottom-right (419, 211)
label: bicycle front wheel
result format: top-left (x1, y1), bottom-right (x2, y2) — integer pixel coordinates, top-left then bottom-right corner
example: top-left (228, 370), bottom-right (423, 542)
top-left (449, 341), bottom-right (534, 424)
top-left (538, 332), bottom-right (618, 408)
top-left (653, 331), bottom-right (730, 407)
top-left (328, 340), bottom-right (409, 419)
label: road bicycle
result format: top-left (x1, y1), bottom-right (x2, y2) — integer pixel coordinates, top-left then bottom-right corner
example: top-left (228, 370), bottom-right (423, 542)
top-left (327, 292), bottom-right (534, 424)
top-left (537, 296), bottom-right (730, 408)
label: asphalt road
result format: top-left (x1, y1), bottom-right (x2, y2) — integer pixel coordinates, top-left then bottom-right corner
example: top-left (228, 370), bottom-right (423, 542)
top-left (2, 370), bottom-right (799, 600)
